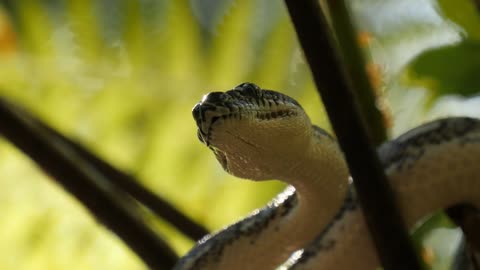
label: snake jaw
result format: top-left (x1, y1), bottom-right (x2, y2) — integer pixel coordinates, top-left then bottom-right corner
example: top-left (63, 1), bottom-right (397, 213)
top-left (192, 101), bottom-right (231, 146)
top-left (211, 147), bottom-right (229, 172)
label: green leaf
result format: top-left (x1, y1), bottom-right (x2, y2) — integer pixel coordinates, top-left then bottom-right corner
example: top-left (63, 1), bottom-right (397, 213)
top-left (412, 212), bottom-right (455, 246)
top-left (403, 40), bottom-right (480, 98)
top-left (411, 212), bottom-right (455, 269)
top-left (437, 0), bottom-right (480, 40)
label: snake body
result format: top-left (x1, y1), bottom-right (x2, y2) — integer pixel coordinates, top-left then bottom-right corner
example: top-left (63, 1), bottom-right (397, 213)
top-left (175, 83), bottom-right (480, 270)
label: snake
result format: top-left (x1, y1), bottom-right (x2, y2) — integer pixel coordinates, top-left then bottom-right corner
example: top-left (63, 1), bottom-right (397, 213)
top-left (174, 82), bottom-right (480, 270)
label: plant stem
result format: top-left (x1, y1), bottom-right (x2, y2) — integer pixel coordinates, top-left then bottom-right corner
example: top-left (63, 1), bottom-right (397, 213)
top-left (325, 1), bottom-right (387, 145)
top-left (0, 97), bottom-right (178, 270)
top-left (284, 0), bottom-right (423, 269)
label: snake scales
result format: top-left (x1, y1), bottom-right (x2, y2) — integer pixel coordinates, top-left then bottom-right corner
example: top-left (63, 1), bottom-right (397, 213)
top-left (174, 83), bottom-right (480, 270)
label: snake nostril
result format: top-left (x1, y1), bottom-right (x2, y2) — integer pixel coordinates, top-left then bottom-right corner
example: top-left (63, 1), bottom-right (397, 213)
top-left (192, 103), bottom-right (201, 121)
top-left (197, 130), bottom-right (206, 144)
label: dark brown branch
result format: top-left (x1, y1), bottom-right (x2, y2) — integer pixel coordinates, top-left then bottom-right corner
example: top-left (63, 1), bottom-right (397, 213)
top-left (284, 1), bottom-right (423, 269)
top-left (473, 0), bottom-right (480, 13)
top-left (0, 97), bottom-right (177, 270)
top-left (1, 0), bottom-right (208, 242)
top-left (450, 221), bottom-right (480, 270)
top-left (16, 104), bottom-right (209, 240)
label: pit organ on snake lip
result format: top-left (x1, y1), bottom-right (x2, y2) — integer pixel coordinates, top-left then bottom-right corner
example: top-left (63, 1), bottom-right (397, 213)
top-left (174, 82), bottom-right (480, 270)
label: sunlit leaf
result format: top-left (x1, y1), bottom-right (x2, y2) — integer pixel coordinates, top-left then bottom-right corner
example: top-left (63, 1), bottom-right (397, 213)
top-left (403, 40), bottom-right (480, 98)
top-left (437, 0), bottom-right (480, 40)
top-left (66, 0), bottom-right (103, 62)
top-left (412, 212), bottom-right (456, 246)
top-left (206, 0), bottom-right (255, 88)
top-left (411, 212), bottom-right (455, 269)
top-left (251, 16), bottom-right (296, 90)
top-left (189, 0), bottom-right (235, 33)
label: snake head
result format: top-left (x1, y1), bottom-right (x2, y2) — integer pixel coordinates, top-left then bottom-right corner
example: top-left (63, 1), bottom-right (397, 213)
top-left (192, 82), bottom-right (313, 180)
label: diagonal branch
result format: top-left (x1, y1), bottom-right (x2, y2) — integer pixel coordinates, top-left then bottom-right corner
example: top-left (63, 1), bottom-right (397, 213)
top-left (0, 97), bottom-right (177, 270)
top-left (12, 102), bottom-right (209, 240)
top-left (325, 0), bottom-right (480, 264)
top-left (284, 1), bottom-right (423, 269)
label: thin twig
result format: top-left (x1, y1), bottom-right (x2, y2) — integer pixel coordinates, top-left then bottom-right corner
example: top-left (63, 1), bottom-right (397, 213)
top-left (284, 1), bottom-right (423, 269)
top-left (0, 97), bottom-right (178, 270)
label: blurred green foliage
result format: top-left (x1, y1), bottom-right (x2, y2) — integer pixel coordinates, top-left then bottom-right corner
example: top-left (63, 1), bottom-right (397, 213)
top-left (403, 0), bottom-right (480, 100)
top-left (437, 0), bottom-right (480, 40)
top-left (0, 1), bottom-right (478, 270)
top-left (404, 41), bottom-right (480, 98)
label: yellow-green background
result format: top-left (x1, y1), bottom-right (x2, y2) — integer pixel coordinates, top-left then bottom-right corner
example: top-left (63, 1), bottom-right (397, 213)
top-left (0, 1), bottom-right (479, 269)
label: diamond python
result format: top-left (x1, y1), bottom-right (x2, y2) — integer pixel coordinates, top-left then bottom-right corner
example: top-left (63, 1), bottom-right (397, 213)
top-left (174, 82), bottom-right (480, 270)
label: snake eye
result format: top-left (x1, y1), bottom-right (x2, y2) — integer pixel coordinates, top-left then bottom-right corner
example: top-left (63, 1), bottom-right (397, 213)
top-left (235, 82), bottom-right (261, 98)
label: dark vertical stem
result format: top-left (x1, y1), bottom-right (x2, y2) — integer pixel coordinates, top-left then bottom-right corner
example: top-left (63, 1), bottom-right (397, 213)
top-left (0, 98), bottom-right (178, 270)
top-left (448, 205), bottom-right (480, 252)
top-left (325, 0), bottom-right (387, 145)
top-left (473, 0), bottom-right (480, 13)
top-left (284, 1), bottom-right (423, 269)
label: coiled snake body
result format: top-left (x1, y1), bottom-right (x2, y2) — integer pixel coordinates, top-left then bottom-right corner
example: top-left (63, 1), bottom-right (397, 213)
top-left (175, 83), bottom-right (480, 270)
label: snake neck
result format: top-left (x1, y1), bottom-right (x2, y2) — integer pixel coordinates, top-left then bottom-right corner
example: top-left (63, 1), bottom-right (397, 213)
top-left (285, 131), bottom-right (350, 225)
top-left (174, 128), bottom-right (350, 270)
top-left (291, 117), bottom-right (480, 270)
top-left (268, 129), bottom-right (350, 262)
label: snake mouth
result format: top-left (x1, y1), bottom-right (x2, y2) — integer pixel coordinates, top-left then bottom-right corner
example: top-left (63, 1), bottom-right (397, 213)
top-left (211, 147), bottom-right (228, 171)
top-left (192, 103), bottom-right (227, 146)
top-left (192, 83), bottom-right (302, 146)
top-left (193, 105), bottom-right (298, 146)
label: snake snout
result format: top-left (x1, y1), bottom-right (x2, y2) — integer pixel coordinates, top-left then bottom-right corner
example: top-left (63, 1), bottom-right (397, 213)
top-left (192, 94), bottom-right (229, 146)
top-left (192, 103), bottom-right (210, 145)
top-left (201, 91), bottom-right (226, 104)
top-left (192, 103), bottom-right (206, 130)
top-left (192, 103), bottom-right (201, 123)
